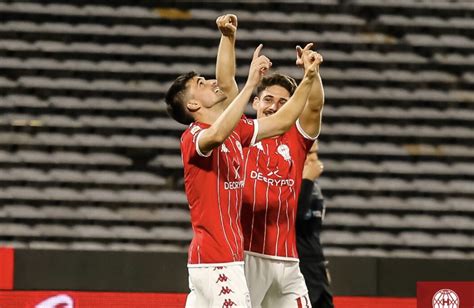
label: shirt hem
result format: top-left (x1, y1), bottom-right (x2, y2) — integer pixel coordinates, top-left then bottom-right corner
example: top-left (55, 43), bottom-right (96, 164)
top-left (244, 250), bottom-right (299, 262)
top-left (187, 261), bottom-right (244, 268)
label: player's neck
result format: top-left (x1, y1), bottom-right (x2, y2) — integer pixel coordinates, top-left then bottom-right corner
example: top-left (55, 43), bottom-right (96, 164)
top-left (195, 104), bottom-right (225, 125)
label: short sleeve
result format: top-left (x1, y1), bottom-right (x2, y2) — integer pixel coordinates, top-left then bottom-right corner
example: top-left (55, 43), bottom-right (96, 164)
top-left (236, 117), bottom-right (259, 148)
top-left (296, 119), bottom-right (319, 141)
top-left (295, 119), bottom-right (317, 153)
top-left (181, 125), bottom-right (212, 165)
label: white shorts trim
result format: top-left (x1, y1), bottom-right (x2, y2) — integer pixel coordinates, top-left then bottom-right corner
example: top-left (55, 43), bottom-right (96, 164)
top-left (187, 261), bottom-right (244, 268)
top-left (244, 250), bottom-right (299, 262)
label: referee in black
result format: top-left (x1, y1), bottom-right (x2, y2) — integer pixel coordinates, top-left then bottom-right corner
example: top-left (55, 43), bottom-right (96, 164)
top-left (296, 141), bottom-right (334, 308)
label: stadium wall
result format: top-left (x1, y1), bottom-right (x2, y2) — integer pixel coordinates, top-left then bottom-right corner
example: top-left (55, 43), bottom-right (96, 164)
top-left (1, 249), bottom-right (472, 296)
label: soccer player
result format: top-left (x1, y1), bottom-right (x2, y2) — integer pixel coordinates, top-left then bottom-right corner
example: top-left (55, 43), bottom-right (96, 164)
top-left (239, 50), bottom-right (324, 307)
top-left (296, 141), bottom-right (334, 308)
top-left (165, 14), bottom-right (320, 307)
top-left (240, 45), bottom-right (325, 307)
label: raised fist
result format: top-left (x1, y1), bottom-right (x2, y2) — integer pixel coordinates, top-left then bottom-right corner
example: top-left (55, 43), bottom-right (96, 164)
top-left (216, 14), bottom-right (238, 37)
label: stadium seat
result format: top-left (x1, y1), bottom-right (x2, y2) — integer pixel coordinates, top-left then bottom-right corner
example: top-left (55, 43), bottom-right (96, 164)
top-left (0, 223), bottom-right (38, 237)
top-left (0, 0), bottom-right (472, 258)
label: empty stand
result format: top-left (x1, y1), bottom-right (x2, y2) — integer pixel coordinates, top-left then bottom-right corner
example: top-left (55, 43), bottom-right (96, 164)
top-left (0, 0), bottom-right (472, 258)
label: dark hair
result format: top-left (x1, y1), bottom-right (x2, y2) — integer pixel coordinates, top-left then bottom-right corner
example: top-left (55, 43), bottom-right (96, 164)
top-left (256, 73), bottom-right (297, 97)
top-left (165, 71), bottom-right (197, 125)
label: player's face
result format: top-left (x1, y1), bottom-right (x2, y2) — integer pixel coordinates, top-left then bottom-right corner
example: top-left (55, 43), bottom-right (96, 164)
top-left (252, 85), bottom-right (291, 119)
top-left (188, 76), bottom-right (227, 108)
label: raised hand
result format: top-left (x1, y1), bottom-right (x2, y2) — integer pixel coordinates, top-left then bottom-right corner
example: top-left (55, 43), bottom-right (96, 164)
top-left (296, 43), bottom-right (323, 73)
top-left (247, 44), bottom-right (272, 87)
top-left (303, 157), bottom-right (324, 180)
top-left (302, 51), bottom-right (322, 81)
top-left (216, 14), bottom-right (238, 37)
top-left (296, 43), bottom-right (313, 67)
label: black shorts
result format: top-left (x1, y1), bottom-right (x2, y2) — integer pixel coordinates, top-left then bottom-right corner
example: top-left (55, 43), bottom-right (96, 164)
top-left (299, 260), bottom-right (334, 308)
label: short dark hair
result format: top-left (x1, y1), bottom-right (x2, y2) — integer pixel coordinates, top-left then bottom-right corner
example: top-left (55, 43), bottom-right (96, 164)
top-left (256, 73), bottom-right (297, 97)
top-left (165, 71), bottom-right (197, 125)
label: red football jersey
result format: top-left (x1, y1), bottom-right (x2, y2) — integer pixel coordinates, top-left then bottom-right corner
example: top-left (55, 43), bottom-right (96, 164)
top-left (241, 121), bottom-right (315, 260)
top-left (181, 118), bottom-right (258, 265)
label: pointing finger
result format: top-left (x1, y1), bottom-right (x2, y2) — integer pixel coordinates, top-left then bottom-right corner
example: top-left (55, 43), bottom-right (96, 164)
top-left (253, 44), bottom-right (263, 60)
top-left (303, 42), bottom-right (314, 52)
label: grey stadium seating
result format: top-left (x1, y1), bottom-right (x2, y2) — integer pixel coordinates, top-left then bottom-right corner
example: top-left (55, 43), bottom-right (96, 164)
top-left (0, 0), bottom-right (472, 258)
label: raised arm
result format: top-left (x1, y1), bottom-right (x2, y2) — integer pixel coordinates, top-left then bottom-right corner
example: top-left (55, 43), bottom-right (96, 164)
top-left (216, 14), bottom-right (239, 107)
top-left (199, 45), bottom-right (271, 153)
top-left (255, 51), bottom-right (321, 141)
top-left (296, 43), bottom-right (325, 138)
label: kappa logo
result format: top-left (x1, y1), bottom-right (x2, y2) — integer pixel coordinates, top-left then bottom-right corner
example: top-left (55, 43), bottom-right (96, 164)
top-left (242, 118), bottom-right (253, 125)
top-left (190, 125), bottom-right (200, 136)
top-left (254, 142), bottom-right (264, 152)
top-left (222, 299), bottom-right (237, 307)
top-left (35, 294), bottom-right (74, 308)
top-left (219, 286), bottom-right (234, 296)
top-left (221, 144), bottom-right (230, 153)
top-left (277, 144), bottom-right (291, 161)
top-left (432, 289), bottom-right (459, 308)
top-left (216, 274), bottom-right (230, 283)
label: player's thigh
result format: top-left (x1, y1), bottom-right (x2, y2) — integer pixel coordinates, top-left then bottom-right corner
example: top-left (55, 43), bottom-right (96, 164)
top-left (281, 261), bottom-right (309, 297)
top-left (263, 261), bottom-right (311, 307)
top-left (261, 260), bottom-right (311, 308)
top-left (210, 264), bottom-right (251, 307)
top-left (186, 268), bottom-right (209, 308)
top-left (244, 254), bottom-right (272, 307)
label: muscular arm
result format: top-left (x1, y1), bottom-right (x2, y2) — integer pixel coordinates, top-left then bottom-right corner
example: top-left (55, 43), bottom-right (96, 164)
top-left (216, 14), bottom-right (239, 107)
top-left (198, 83), bottom-right (256, 153)
top-left (199, 45), bottom-right (270, 153)
top-left (298, 72), bottom-right (324, 138)
top-left (296, 45), bottom-right (325, 139)
top-left (255, 64), bottom-right (317, 141)
top-left (255, 44), bottom-right (322, 141)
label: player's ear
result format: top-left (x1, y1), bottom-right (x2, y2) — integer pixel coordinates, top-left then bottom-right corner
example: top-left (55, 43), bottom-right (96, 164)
top-left (252, 96), bottom-right (259, 111)
top-left (187, 99), bottom-right (200, 112)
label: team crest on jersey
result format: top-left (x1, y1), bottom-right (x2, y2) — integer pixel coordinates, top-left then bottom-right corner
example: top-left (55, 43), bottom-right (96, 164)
top-left (277, 144), bottom-right (291, 161)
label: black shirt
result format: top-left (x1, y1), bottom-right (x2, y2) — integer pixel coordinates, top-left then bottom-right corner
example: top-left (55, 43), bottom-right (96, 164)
top-left (296, 179), bottom-right (326, 263)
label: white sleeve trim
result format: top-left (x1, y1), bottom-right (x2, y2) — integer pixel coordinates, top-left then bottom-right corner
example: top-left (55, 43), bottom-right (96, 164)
top-left (296, 119), bottom-right (319, 140)
top-left (250, 119), bottom-right (259, 146)
top-left (195, 129), bottom-right (212, 157)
